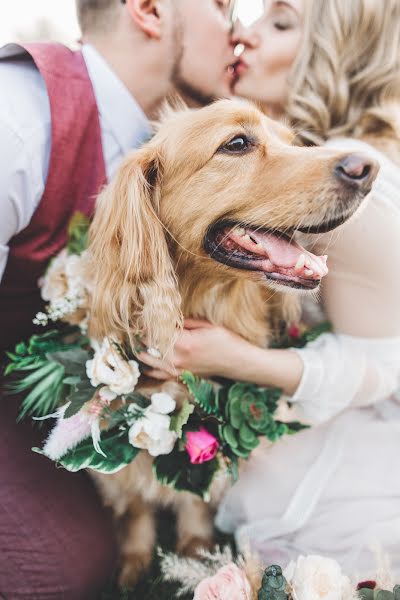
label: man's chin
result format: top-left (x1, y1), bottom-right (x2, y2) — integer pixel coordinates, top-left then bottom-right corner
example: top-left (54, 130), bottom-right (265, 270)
top-left (231, 77), bottom-right (252, 99)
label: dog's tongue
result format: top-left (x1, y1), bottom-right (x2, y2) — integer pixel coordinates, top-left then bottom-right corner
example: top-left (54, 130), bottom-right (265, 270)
top-left (231, 228), bottom-right (328, 279)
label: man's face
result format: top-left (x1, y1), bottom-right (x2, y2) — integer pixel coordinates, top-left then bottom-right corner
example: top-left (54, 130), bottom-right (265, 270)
top-left (172, 0), bottom-right (237, 106)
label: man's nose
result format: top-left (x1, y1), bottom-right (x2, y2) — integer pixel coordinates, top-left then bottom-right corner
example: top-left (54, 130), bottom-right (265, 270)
top-left (231, 20), bottom-right (260, 49)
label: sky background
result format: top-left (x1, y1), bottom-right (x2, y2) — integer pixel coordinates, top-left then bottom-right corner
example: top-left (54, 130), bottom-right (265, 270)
top-left (0, 0), bottom-right (264, 46)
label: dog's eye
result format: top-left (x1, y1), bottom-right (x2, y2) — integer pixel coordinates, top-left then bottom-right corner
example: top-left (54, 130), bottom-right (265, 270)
top-left (220, 135), bottom-right (251, 153)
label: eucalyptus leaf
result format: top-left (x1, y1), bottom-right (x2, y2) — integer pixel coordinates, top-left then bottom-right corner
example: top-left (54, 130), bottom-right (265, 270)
top-left (63, 375), bottom-right (81, 386)
top-left (64, 379), bottom-right (97, 418)
top-left (169, 400), bottom-right (194, 438)
top-left (46, 348), bottom-right (90, 376)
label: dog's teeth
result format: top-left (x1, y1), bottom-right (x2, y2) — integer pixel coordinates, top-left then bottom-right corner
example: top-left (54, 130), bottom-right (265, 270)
top-left (235, 227), bottom-right (246, 236)
top-left (243, 234), bottom-right (251, 242)
top-left (295, 254), bottom-right (306, 270)
top-left (305, 269), bottom-right (314, 276)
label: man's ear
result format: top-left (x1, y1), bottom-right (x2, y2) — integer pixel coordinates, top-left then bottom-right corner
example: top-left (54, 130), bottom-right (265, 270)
top-left (126, 0), bottom-right (162, 39)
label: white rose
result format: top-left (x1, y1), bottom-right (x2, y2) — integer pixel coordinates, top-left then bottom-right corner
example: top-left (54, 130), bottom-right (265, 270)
top-left (40, 249), bottom-right (90, 326)
top-left (128, 409), bottom-right (177, 456)
top-left (86, 338), bottom-right (140, 400)
top-left (41, 249), bottom-right (69, 301)
top-left (284, 555), bottom-right (352, 600)
top-left (150, 392), bottom-right (176, 414)
top-left (41, 249), bottom-right (86, 303)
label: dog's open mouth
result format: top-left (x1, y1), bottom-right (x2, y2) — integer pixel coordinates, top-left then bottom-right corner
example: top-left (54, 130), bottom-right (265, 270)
top-left (204, 222), bottom-right (328, 290)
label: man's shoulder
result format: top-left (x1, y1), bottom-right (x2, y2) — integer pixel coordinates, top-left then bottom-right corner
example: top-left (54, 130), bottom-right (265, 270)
top-left (0, 54), bottom-right (51, 143)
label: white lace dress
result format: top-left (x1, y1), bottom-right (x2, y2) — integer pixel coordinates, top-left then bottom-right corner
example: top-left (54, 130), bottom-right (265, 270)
top-left (215, 138), bottom-right (400, 578)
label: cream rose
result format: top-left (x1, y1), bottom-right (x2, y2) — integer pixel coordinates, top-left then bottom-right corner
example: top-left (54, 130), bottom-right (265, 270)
top-left (284, 555), bottom-right (352, 600)
top-left (86, 338), bottom-right (140, 400)
top-left (128, 392), bottom-right (177, 457)
top-left (39, 249), bottom-right (90, 326)
top-left (41, 249), bottom-right (86, 303)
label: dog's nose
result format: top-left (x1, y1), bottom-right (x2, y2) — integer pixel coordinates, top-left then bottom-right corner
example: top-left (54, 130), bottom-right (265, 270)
top-left (335, 153), bottom-right (379, 192)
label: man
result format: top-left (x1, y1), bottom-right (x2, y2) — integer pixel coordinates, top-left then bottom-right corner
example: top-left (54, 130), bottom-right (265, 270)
top-left (0, 2), bottom-right (236, 597)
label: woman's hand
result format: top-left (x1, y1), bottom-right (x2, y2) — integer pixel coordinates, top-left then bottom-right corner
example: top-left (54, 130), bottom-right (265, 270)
top-left (138, 318), bottom-right (251, 380)
top-left (138, 318), bottom-right (304, 396)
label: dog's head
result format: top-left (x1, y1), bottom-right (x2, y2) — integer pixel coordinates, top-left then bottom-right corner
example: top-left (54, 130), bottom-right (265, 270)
top-left (88, 99), bottom-right (379, 351)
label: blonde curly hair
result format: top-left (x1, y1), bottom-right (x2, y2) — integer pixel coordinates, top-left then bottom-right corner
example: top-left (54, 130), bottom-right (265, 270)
top-left (286, 0), bottom-right (400, 145)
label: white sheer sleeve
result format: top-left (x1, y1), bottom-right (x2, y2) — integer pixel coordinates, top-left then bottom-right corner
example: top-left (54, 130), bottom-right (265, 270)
top-left (289, 141), bottom-right (400, 424)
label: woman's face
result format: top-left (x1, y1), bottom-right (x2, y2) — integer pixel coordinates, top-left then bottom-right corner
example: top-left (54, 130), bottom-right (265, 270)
top-left (233, 0), bottom-right (304, 115)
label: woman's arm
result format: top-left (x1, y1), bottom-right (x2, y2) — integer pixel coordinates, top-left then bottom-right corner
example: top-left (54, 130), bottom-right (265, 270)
top-left (139, 318), bottom-right (304, 395)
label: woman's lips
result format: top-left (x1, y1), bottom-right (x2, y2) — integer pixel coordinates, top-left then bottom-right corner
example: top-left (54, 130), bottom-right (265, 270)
top-left (233, 59), bottom-right (249, 77)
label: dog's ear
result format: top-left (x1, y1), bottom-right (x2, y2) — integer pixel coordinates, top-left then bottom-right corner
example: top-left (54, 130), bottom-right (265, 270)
top-left (88, 144), bottom-right (182, 354)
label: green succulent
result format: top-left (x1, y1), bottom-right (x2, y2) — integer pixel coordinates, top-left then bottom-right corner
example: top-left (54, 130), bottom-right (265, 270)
top-left (358, 585), bottom-right (400, 599)
top-left (258, 565), bottom-right (289, 600)
top-left (220, 383), bottom-right (286, 457)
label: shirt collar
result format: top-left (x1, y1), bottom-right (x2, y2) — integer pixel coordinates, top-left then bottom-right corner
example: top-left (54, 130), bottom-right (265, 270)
top-left (82, 44), bottom-right (151, 154)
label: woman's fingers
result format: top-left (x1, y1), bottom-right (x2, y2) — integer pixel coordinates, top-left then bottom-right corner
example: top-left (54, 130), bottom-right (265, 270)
top-left (144, 369), bottom-right (175, 381)
top-left (138, 352), bottom-right (182, 379)
top-left (137, 352), bottom-right (165, 369)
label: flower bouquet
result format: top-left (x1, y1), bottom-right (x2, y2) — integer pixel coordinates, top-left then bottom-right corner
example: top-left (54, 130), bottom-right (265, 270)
top-left (4, 212), bottom-right (328, 499)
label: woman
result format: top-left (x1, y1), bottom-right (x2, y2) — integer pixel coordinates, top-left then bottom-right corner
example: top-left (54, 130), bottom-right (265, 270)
top-left (139, 0), bottom-right (400, 576)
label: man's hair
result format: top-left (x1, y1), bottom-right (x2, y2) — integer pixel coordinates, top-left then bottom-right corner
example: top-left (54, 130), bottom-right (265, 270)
top-left (76, 0), bottom-right (120, 35)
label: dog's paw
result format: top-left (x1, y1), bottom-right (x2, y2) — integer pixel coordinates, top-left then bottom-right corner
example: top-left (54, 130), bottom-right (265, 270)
top-left (176, 535), bottom-right (214, 558)
top-left (118, 551), bottom-right (152, 588)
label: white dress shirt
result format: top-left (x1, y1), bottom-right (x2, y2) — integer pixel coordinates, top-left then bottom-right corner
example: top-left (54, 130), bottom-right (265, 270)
top-left (0, 43), bottom-right (151, 281)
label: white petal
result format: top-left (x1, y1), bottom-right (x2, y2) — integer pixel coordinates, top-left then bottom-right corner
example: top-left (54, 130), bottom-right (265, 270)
top-left (151, 393), bottom-right (176, 414)
top-left (91, 420), bottom-right (107, 457)
top-left (99, 387), bottom-right (117, 402)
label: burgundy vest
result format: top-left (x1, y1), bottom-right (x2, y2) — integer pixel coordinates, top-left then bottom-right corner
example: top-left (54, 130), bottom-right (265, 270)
top-left (0, 43), bottom-right (106, 355)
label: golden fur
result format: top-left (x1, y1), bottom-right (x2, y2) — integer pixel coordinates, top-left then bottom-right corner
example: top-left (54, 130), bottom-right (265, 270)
top-left (87, 99), bottom-right (373, 585)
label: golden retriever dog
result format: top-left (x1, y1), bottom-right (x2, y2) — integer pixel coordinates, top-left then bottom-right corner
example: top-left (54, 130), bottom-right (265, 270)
top-left (86, 99), bottom-right (378, 585)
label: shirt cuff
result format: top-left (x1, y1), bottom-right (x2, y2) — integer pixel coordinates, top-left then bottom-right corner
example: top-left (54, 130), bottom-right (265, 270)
top-left (0, 244), bottom-right (9, 282)
top-left (288, 346), bottom-right (325, 405)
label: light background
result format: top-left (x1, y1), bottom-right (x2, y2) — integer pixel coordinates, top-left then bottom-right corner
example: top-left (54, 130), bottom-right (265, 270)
top-left (0, 0), bottom-right (264, 46)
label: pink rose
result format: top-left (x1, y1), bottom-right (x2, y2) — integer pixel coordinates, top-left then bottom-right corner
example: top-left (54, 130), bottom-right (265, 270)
top-left (185, 428), bottom-right (219, 464)
top-left (288, 324), bottom-right (301, 339)
top-left (193, 563), bottom-right (252, 600)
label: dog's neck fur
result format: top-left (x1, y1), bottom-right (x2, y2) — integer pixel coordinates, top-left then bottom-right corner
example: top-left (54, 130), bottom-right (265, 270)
top-left (175, 260), bottom-right (294, 348)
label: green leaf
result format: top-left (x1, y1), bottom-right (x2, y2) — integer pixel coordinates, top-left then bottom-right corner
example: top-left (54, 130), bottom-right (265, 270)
top-left (64, 380), bottom-right (96, 418)
top-left (10, 361), bottom-right (60, 391)
top-left (67, 211), bottom-right (91, 256)
top-left (169, 400), bottom-right (194, 438)
top-left (63, 375), bottom-right (81, 385)
top-left (230, 444), bottom-right (250, 458)
top-left (284, 421), bottom-right (310, 435)
top-left (46, 348), bottom-right (90, 376)
top-left (18, 364), bottom-right (66, 420)
top-left (222, 424), bottom-right (239, 448)
top-left (227, 395), bottom-right (244, 429)
top-left (35, 428), bottom-right (139, 474)
top-left (180, 371), bottom-right (219, 415)
top-left (239, 422), bottom-right (257, 444)
top-left (153, 448), bottom-right (218, 499)
top-left (227, 455), bottom-right (239, 482)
